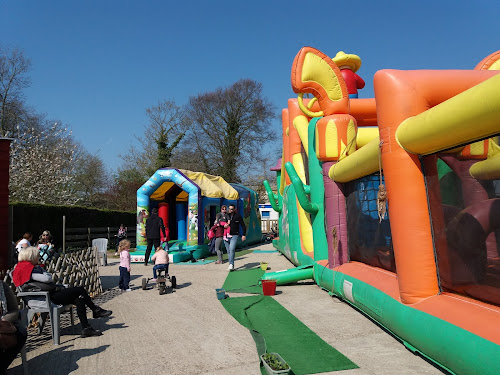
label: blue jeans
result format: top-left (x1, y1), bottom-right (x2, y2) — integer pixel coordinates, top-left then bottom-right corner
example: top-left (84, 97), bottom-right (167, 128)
top-left (153, 264), bottom-right (169, 279)
top-left (224, 236), bottom-right (239, 266)
top-left (119, 266), bottom-right (130, 290)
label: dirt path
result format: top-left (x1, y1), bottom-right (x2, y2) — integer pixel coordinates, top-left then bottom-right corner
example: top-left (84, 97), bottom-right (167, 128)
top-left (8, 243), bottom-right (444, 375)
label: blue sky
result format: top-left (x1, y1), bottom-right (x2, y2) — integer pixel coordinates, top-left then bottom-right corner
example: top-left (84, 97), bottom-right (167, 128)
top-left (1, 0), bottom-right (499, 172)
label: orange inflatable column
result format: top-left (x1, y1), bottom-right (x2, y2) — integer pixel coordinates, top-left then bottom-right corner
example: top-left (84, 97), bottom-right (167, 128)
top-left (282, 109), bottom-right (291, 186)
top-left (287, 99), bottom-right (304, 160)
top-left (375, 70), bottom-right (440, 304)
top-left (374, 69), bottom-right (498, 304)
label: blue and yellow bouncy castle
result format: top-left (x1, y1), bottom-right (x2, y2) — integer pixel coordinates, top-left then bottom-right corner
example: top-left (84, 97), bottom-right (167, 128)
top-left (135, 168), bottom-right (262, 263)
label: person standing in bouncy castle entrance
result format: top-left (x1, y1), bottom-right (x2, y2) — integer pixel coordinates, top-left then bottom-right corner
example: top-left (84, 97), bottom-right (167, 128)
top-left (332, 51), bottom-right (365, 98)
top-left (145, 208), bottom-right (166, 266)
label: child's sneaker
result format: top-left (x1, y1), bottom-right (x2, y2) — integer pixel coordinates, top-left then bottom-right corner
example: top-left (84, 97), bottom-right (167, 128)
top-left (125, 288), bottom-right (132, 292)
top-left (227, 264), bottom-right (234, 271)
top-left (151, 278), bottom-right (157, 282)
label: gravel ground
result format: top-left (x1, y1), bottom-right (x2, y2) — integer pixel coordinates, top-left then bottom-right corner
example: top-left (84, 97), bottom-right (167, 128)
top-left (8, 242), bottom-right (445, 375)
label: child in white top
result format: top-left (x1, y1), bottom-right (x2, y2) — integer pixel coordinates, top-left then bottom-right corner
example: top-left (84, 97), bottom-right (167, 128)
top-left (118, 239), bottom-right (131, 292)
top-left (151, 245), bottom-right (169, 281)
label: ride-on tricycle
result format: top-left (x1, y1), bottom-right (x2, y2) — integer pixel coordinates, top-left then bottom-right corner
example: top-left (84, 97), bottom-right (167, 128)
top-left (142, 268), bottom-right (177, 295)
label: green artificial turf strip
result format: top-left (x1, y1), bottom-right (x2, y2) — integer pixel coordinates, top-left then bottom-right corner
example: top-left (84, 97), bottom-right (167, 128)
top-left (222, 268), bottom-right (265, 294)
top-left (221, 295), bottom-right (358, 374)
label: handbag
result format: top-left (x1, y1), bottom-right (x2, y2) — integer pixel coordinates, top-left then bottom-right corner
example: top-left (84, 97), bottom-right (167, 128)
top-left (0, 320), bottom-right (18, 350)
top-left (21, 281), bottom-right (57, 293)
top-left (207, 228), bottom-right (215, 240)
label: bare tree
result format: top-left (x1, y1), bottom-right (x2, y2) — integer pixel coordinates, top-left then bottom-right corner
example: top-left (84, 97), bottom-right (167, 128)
top-left (102, 168), bottom-right (144, 211)
top-left (122, 99), bottom-right (191, 178)
top-left (0, 47), bottom-right (31, 135)
top-left (73, 150), bottom-right (108, 207)
top-left (241, 153), bottom-right (279, 203)
top-left (186, 79), bottom-right (277, 182)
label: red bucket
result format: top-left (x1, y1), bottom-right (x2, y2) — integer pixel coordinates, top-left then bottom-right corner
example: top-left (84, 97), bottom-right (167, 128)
top-left (261, 279), bottom-right (277, 296)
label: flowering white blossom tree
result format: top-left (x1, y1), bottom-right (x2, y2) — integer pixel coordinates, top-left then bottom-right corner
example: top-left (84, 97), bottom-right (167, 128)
top-left (9, 123), bottom-right (79, 205)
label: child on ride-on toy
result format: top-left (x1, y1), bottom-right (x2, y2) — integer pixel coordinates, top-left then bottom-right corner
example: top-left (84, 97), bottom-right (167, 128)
top-left (151, 245), bottom-right (169, 282)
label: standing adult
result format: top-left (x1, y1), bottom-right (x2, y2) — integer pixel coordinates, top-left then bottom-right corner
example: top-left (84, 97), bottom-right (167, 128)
top-left (223, 204), bottom-right (246, 271)
top-left (114, 224), bottom-right (127, 256)
top-left (145, 208), bottom-right (166, 266)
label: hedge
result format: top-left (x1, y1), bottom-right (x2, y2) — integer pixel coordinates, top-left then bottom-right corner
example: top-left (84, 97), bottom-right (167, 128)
top-left (11, 202), bottom-right (135, 247)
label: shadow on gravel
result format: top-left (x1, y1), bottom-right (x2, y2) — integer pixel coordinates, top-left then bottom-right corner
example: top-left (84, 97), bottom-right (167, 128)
top-left (100, 274), bottom-right (141, 290)
top-left (9, 345), bottom-right (110, 375)
top-left (173, 282), bottom-right (192, 289)
top-left (236, 262), bottom-right (261, 270)
top-left (99, 322), bottom-right (127, 332)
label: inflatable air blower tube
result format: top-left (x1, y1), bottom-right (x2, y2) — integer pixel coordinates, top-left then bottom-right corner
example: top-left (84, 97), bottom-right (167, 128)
top-left (261, 266), bottom-right (314, 286)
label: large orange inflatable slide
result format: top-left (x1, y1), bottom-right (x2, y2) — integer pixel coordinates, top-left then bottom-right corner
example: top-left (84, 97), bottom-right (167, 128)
top-left (263, 47), bottom-right (500, 374)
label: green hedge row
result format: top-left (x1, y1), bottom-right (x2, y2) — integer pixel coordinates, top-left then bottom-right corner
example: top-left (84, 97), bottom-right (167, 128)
top-left (12, 202), bottom-right (135, 247)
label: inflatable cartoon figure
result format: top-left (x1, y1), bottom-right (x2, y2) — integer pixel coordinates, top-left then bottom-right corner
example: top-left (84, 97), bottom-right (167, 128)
top-left (332, 51), bottom-right (365, 98)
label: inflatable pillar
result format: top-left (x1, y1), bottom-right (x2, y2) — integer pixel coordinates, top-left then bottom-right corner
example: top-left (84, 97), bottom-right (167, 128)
top-left (158, 202), bottom-right (169, 242)
top-left (176, 203), bottom-right (187, 241)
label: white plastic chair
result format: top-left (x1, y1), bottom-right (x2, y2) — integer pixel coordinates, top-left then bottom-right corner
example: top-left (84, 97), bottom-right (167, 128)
top-left (17, 290), bottom-right (74, 346)
top-left (92, 238), bottom-right (108, 266)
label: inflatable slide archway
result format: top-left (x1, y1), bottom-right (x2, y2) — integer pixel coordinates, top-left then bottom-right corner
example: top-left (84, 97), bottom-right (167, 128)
top-left (136, 168), bottom-right (262, 263)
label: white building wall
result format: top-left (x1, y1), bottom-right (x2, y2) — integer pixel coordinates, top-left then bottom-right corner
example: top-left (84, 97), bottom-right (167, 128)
top-left (258, 203), bottom-right (279, 221)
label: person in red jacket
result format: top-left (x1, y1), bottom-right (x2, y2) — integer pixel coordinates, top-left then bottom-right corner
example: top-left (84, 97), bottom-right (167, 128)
top-left (332, 51), bottom-right (365, 99)
top-left (209, 206), bottom-right (229, 264)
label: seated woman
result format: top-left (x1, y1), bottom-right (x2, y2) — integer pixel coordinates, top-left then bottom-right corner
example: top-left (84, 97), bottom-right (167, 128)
top-left (36, 230), bottom-right (55, 263)
top-left (12, 247), bottom-right (112, 338)
top-left (0, 280), bottom-right (27, 374)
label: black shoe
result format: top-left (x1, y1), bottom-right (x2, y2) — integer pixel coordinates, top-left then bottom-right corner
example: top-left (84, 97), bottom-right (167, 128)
top-left (93, 307), bottom-right (112, 318)
top-left (81, 326), bottom-right (102, 337)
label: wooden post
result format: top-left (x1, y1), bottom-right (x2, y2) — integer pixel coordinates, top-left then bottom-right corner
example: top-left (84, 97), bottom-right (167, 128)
top-left (62, 215), bottom-right (66, 252)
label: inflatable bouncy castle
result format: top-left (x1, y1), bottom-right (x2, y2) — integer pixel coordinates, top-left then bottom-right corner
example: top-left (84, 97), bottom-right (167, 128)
top-left (264, 47), bottom-right (500, 374)
top-left (136, 169), bottom-right (262, 263)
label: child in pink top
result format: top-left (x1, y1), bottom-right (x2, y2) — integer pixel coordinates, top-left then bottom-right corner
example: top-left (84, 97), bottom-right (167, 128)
top-left (118, 239), bottom-right (131, 292)
top-left (221, 221), bottom-right (231, 241)
top-left (151, 245), bottom-right (169, 281)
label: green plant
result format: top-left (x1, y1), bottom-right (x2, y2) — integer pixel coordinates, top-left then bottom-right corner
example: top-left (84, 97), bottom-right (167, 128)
top-left (262, 353), bottom-right (289, 371)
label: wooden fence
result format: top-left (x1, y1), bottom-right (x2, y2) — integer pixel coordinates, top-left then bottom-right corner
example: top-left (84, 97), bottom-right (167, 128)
top-left (2, 246), bottom-right (103, 297)
top-left (64, 226), bottom-right (136, 250)
top-left (261, 219), bottom-right (279, 234)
